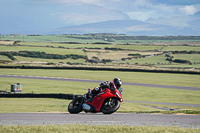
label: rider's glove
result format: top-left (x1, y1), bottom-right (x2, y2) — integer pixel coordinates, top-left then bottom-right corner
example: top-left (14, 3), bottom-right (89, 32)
top-left (100, 81), bottom-right (110, 89)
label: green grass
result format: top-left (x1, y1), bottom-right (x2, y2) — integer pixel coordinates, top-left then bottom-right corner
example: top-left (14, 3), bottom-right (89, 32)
top-left (1, 69), bottom-right (199, 87)
top-left (0, 98), bottom-right (164, 113)
top-left (131, 110), bottom-right (200, 114)
top-left (0, 45), bottom-right (85, 55)
top-left (0, 98), bottom-right (68, 113)
top-left (0, 77), bottom-right (96, 94)
top-left (158, 64), bottom-right (200, 68)
top-left (172, 54), bottom-right (200, 63)
top-left (164, 46), bottom-right (200, 51)
top-left (114, 55), bottom-right (169, 65)
top-left (14, 56), bottom-right (87, 64)
top-left (123, 86), bottom-right (200, 104)
top-left (1, 38), bottom-right (200, 70)
top-left (1, 124), bottom-right (199, 133)
top-left (0, 55), bottom-right (12, 61)
top-left (20, 42), bottom-right (112, 49)
top-left (86, 50), bottom-right (162, 60)
top-left (113, 45), bottom-right (164, 51)
top-left (0, 35), bottom-right (110, 43)
top-left (0, 98), bottom-right (199, 114)
top-left (0, 69), bottom-right (199, 113)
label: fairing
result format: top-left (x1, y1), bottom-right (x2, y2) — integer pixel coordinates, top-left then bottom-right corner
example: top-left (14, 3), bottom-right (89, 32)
top-left (85, 88), bottom-right (123, 112)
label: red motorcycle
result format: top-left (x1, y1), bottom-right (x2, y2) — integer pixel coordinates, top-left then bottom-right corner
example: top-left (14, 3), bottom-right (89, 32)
top-left (68, 84), bottom-right (123, 114)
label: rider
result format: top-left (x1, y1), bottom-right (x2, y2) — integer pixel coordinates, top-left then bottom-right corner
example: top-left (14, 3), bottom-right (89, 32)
top-left (85, 78), bottom-right (122, 99)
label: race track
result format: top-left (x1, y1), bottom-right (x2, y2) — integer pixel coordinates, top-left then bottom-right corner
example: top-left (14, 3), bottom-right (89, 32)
top-left (1, 74), bottom-right (200, 127)
top-left (0, 113), bottom-right (200, 128)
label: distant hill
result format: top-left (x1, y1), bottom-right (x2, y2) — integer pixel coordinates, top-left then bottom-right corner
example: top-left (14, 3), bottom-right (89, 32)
top-left (44, 19), bottom-right (200, 36)
top-left (146, 11), bottom-right (200, 30)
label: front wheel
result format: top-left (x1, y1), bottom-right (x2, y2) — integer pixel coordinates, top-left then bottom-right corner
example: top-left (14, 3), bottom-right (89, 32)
top-left (68, 97), bottom-right (84, 114)
top-left (102, 98), bottom-right (120, 114)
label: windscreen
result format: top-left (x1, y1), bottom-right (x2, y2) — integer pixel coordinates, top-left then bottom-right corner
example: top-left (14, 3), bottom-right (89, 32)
top-left (118, 88), bottom-right (123, 95)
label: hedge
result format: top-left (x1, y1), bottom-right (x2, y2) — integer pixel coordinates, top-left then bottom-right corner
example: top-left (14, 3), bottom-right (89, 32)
top-left (0, 93), bottom-right (81, 100)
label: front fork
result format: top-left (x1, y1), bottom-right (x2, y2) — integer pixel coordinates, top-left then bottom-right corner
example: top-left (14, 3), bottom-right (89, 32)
top-left (105, 98), bottom-right (114, 109)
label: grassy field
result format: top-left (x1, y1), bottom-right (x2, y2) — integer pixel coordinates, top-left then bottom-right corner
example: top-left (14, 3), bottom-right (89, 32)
top-left (0, 76), bottom-right (199, 105)
top-left (1, 124), bottom-right (200, 133)
top-left (164, 46), bottom-right (200, 51)
top-left (113, 45), bottom-right (164, 51)
top-left (0, 35), bottom-right (200, 115)
top-left (0, 98), bottom-right (166, 113)
top-left (14, 56), bottom-right (87, 64)
top-left (20, 42), bottom-right (112, 49)
top-left (0, 55), bottom-right (11, 61)
top-left (1, 35), bottom-right (200, 70)
top-left (1, 69), bottom-right (200, 87)
top-left (0, 69), bottom-right (199, 113)
top-left (0, 45), bottom-right (85, 55)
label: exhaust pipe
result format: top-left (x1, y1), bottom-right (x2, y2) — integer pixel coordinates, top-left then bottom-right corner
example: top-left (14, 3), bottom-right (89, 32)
top-left (82, 103), bottom-right (91, 112)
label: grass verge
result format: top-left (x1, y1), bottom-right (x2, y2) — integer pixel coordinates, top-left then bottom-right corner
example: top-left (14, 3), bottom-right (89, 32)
top-left (1, 69), bottom-right (200, 87)
top-left (118, 110), bottom-right (200, 114)
top-left (0, 69), bottom-right (199, 114)
top-left (0, 98), bottom-right (199, 114)
top-left (0, 124), bottom-right (199, 133)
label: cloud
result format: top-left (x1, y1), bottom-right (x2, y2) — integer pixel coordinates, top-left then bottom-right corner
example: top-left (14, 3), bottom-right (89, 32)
top-left (179, 5), bottom-right (198, 15)
top-left (22, 0), bottom-right (200, 21)
top-left (150, 0), bottom-right (200, 5)
top-left (1, 0), bottom-right (200, 35)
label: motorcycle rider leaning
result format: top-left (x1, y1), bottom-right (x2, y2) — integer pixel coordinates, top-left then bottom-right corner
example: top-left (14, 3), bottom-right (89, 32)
top-left (85, 78), bottom-right (122, 99)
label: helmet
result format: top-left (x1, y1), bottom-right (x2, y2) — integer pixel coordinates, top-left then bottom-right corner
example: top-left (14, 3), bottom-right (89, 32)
top-left (112, 78), bottom-right (122, 89)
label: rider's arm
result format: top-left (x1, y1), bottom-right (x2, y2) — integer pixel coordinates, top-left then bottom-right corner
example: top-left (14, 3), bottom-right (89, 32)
top-left (99, 81), bottom-right (111, 89)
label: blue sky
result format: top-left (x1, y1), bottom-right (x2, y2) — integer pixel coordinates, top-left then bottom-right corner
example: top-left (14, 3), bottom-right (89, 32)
top-left (0, 0), bottom-right (200, 34)
top-left (22, 0), bottom-right (200, 20)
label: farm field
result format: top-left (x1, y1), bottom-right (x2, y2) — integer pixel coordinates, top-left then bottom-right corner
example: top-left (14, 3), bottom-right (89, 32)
top-left (0, 35), bottom-right (200, 72)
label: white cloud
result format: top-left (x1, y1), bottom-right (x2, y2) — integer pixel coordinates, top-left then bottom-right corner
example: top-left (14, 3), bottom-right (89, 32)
top-left (19, 0), bottom-right (200, 22)
top-left (179, 5), bottom-right (198, 15)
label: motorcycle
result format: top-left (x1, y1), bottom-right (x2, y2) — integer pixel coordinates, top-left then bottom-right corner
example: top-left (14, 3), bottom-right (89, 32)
top-left (68, 86), bottom-right (123, 114)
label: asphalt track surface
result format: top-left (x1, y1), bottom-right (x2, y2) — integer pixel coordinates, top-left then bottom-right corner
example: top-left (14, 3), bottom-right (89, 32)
top-left (0, 113), bottom-right (200, 128)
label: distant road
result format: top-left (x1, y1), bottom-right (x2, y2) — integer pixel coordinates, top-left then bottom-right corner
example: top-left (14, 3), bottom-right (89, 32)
top-left (0, 113), bottom-right (200, 128)
top-left (0, 74), bottom-right (200, 91)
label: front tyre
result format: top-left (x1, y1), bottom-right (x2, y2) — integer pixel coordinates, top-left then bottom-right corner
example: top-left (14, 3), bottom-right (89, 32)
top-left (68, 97), bottom-right (84, 114)
top-left (102, 98), bottom-right (120, 114)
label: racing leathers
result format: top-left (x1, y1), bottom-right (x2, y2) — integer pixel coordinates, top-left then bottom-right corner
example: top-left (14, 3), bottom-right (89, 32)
top-left (86, 81), bottom-right (113, 99)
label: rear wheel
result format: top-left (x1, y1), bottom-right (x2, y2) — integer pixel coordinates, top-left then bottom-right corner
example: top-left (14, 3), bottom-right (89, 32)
top-left (102, 98), bottom-right (120, 114)
top-left (68, 97), bottom-right (84, 114)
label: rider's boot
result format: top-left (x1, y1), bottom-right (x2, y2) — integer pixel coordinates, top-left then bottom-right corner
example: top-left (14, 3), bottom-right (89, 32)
top-left (84, 90), bottom-right (92, 99)
top-left (84, 91), bottom-right (96, 102)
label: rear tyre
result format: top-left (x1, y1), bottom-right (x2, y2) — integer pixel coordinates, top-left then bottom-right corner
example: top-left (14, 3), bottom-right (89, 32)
top-left (102, 98), bottom-right (120, 114)
top-left (68, 97), bottom-right (84, 114)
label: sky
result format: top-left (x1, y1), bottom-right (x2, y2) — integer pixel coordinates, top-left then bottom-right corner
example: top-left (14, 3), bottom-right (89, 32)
top-left (0, 0), bottom-right (200, 34)
top-left (21, 0), bottom-right (200, 21)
